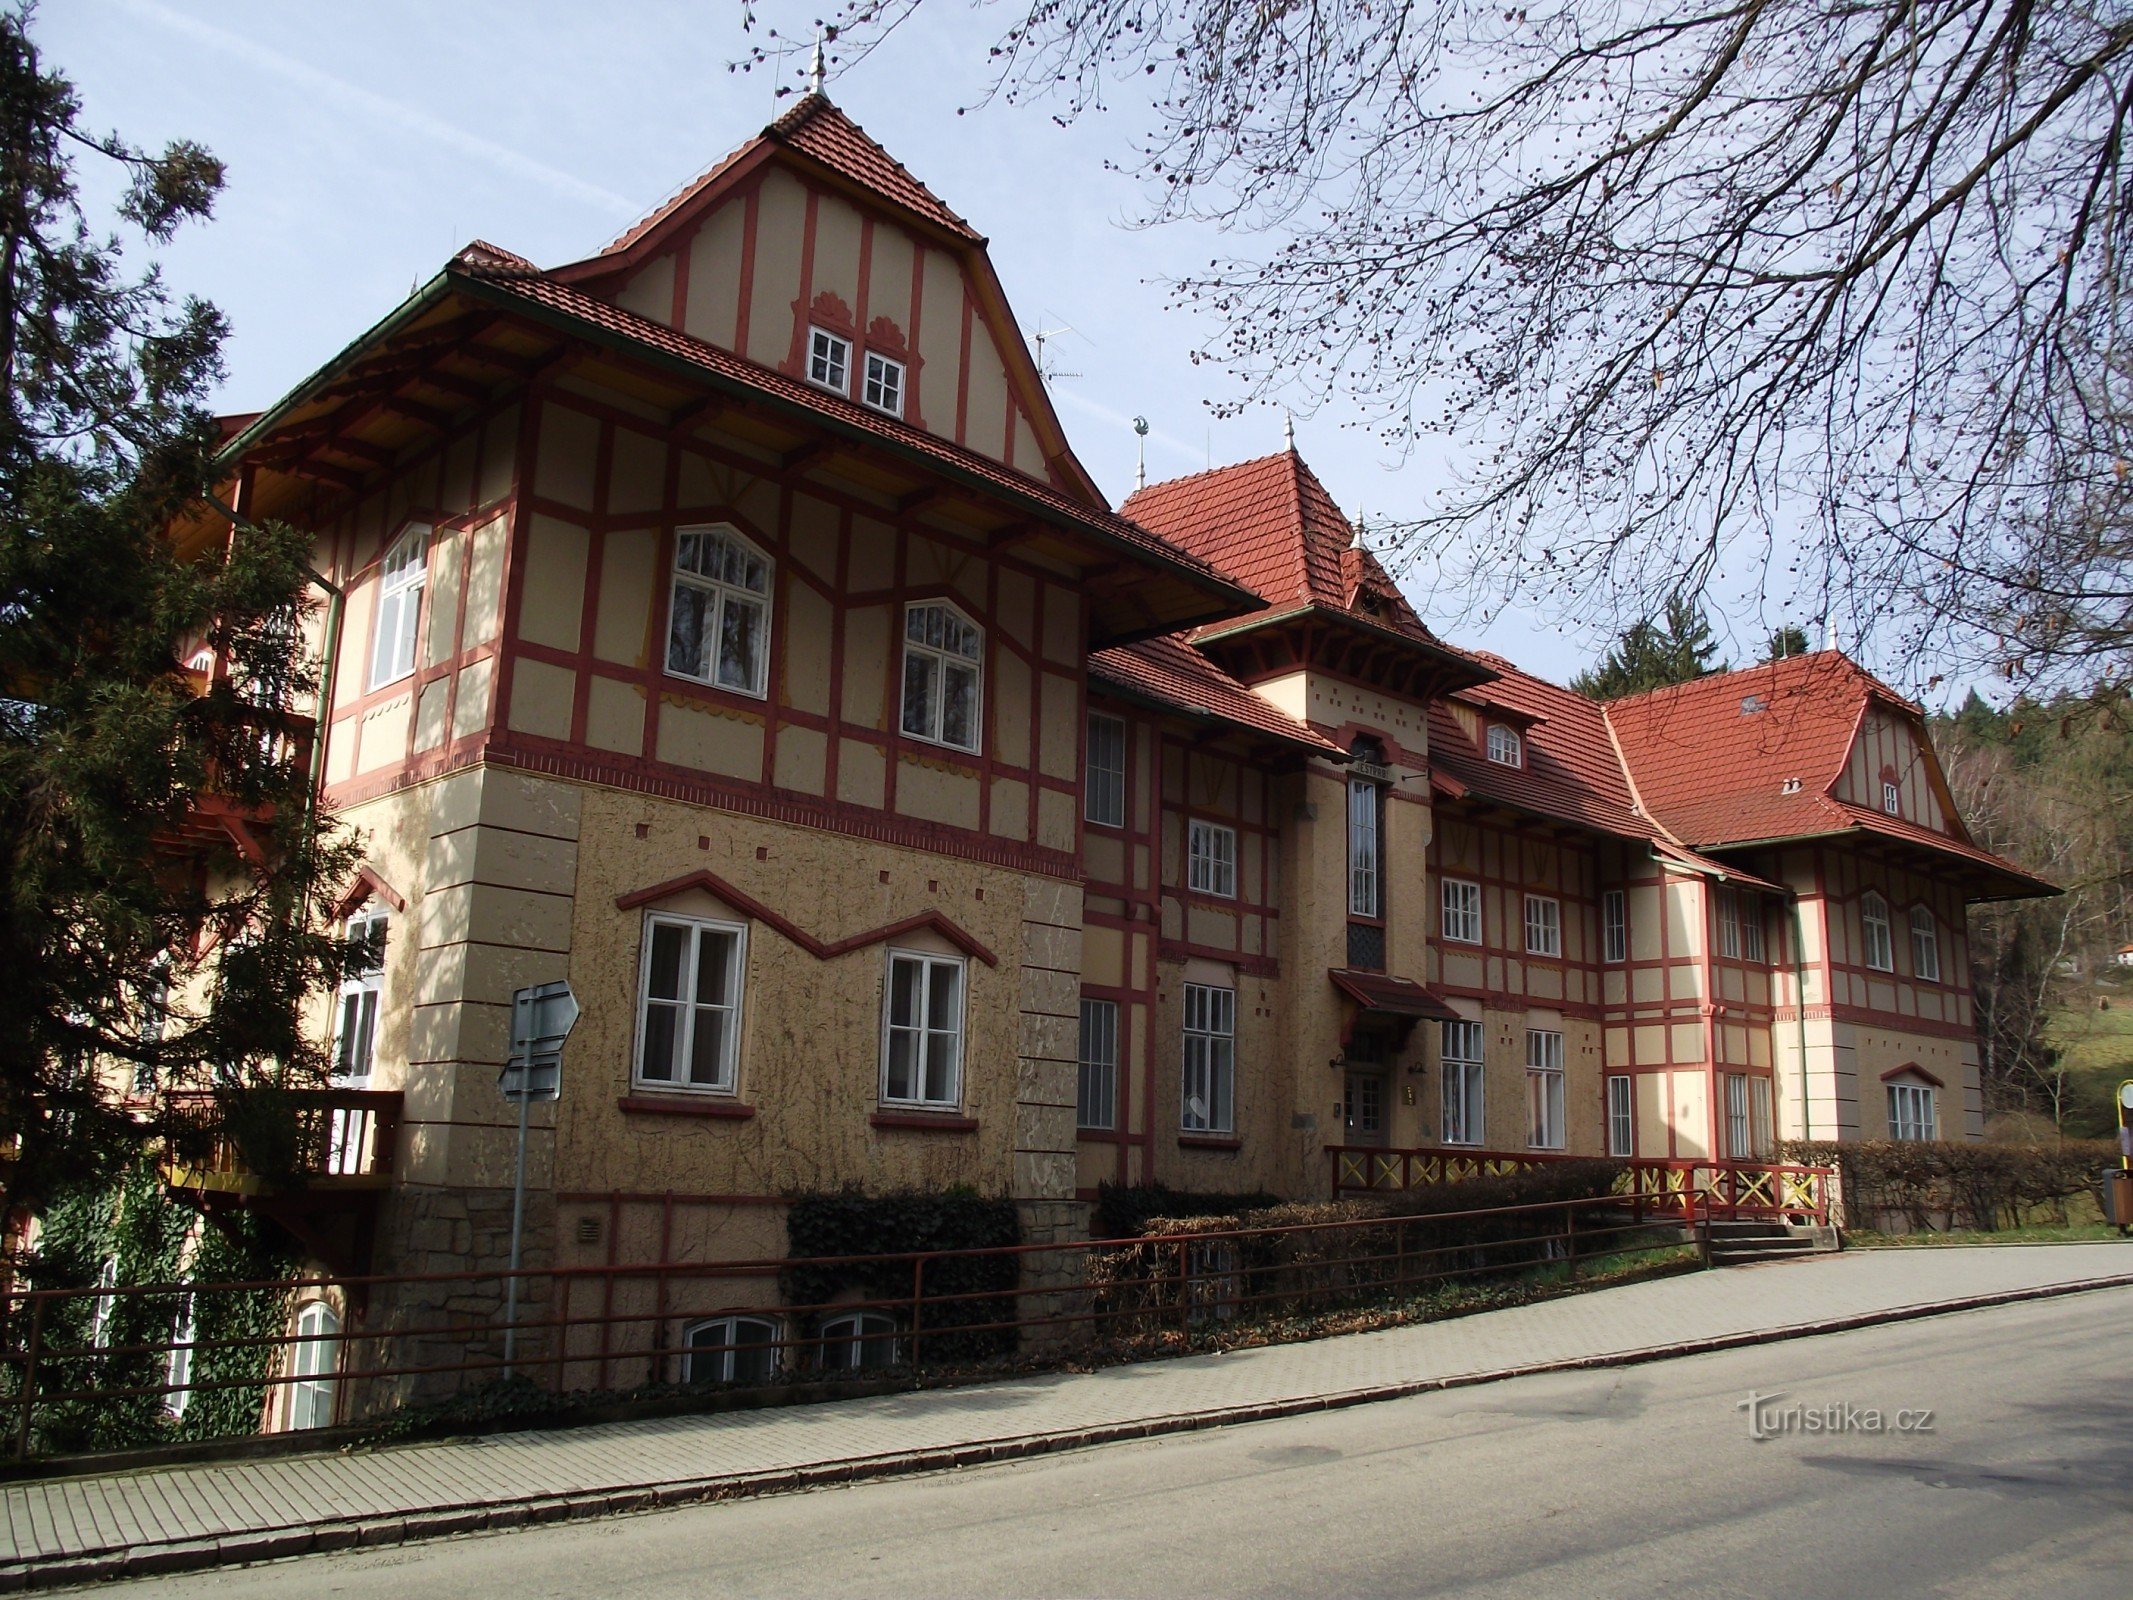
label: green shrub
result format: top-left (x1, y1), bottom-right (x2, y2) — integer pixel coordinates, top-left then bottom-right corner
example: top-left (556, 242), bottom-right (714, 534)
top-left (1782, 1139), bottom-right (2117, 1231)
top-left (781, 1189), bottom-right (1022, 1365)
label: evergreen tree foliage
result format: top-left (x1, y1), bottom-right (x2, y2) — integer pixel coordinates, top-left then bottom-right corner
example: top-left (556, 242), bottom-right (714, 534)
top-left (1762, 626), bottom-right (1812, 662)
top-left (1570, 596), bottom-right (1726, 701)
top-left (0, 8), bottom-right (355, 1214)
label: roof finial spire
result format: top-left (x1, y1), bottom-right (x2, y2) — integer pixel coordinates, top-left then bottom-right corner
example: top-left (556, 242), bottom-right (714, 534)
top-left (808, 30), bottom-right (827, 96)
top-left (1132, 416), bottom-right (1150, 491)
top-left (1824, 614), bottom-right (1840, 654)
top-left (1283, 408), bottom-right (1295, 451)
top-left (1351, 510), bottom-right (1366, 551)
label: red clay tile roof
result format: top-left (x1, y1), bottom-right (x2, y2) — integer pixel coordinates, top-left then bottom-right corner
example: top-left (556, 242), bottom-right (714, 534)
top-left (597, 94), bottom-right (978, 261)
top-left (1123, 452), bottom-right (1440, 645)
top-left (1089, 635), bottom-right (1341, 755)
top-left (447, 249), bottom-right (1255, 613)
top-left (1329, 969), bottom-right (1461, 1021)
top-left (1602, 653), bottom-right (1896, 848)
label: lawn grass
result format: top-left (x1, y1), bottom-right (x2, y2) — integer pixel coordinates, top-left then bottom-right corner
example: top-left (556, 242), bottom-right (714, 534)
top-left (1848, 1221), bottom-right (2127, 1247)
top-left (2044, 972), bottom-right (2133, 1138)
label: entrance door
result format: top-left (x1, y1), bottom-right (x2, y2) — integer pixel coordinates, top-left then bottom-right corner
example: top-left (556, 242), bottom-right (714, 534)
top-left (1343, 1071), bottom-right (1388, 1147)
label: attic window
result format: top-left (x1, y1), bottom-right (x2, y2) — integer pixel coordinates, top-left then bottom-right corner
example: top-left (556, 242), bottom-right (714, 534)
top-left (1781, 777), bottom-right (1802, 794)
top-left (807, 327), bottom-right (850, 395)
top-left (863, 351), bottom-right (905, 418)
top-left (1486, 724), bottom-right (1523, 767)
top-left (1740, 694), bottom-right (1766, 714)
top-left (1882, 780), bottom-right (1901, 816)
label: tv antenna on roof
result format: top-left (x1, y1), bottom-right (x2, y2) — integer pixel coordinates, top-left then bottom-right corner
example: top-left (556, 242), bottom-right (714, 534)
top-left (1029, 324), bottom-right (1080, 386)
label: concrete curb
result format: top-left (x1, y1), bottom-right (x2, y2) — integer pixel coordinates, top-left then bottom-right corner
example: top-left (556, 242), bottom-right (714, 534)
top-left (11, 1268), bottom-right (2133, 1592)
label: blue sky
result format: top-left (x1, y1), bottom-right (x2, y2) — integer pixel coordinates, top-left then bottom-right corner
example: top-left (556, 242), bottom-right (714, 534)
top-left (44, 0), bottom-right (1863, 690)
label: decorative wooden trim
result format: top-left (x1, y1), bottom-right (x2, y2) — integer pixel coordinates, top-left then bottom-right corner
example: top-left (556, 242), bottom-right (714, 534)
top-left (869, 1110), bottom-right (979, 1133)
top-left (1880, 1062), bottom-right (1946, 1088)
top-left (1176, 1133), bottom-right (1243, 1151)
top-left (614, 867), bottom-right (1000, 967)
top-left (617, 1094), bottom-right (757, 1119)
top-left (328, 864), bottom-right (408, 921)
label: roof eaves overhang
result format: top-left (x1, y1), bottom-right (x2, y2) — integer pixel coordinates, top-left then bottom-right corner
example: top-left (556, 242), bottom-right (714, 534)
top-left (1691, 825), bottom-right (2058, 902)
top-left (1195, 603), bottom-right (1498, 693)
top-left (1086, 670), bottom-right (1344, 759)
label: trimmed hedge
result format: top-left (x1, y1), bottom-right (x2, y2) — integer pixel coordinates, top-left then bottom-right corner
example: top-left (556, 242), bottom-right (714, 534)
top-left (1089, 1160), bottom-right (1628, 1336)
top-left (1781, 1139), bottom-right (2118, 1231)
top-left (1091, 1182), bottom-right (1281, 1241)
top-left (781, 1189), bottom-right (1022, 1364)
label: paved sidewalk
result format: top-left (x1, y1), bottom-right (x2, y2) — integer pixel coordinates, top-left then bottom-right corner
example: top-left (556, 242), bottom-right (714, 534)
top-left (6, 1242), bottom-right (2132, 1589)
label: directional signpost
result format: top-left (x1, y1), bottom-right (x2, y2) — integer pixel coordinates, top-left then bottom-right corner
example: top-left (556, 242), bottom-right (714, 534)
top-left (501, 980), bottom-right (578, 1376)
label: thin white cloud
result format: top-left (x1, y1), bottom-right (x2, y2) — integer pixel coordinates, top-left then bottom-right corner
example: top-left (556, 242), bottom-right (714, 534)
top-left (109, 0), bottom-right (641, 219)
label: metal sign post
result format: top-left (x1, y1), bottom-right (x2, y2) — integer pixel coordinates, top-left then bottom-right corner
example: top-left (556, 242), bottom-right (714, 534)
top-left (501, 980), bottom-right (577, 1379)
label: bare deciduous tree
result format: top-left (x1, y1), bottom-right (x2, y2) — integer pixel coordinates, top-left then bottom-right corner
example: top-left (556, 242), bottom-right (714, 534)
top-left (761, 1), bottom-right (2133, 690)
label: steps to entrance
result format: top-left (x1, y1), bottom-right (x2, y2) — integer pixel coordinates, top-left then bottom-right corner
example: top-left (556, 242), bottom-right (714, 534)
top-left (1705, 1220), bottom-right (1842, 1264)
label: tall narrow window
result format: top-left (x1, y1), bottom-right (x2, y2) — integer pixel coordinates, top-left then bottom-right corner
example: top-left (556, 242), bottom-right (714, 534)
top-left (1347, 777), bottom-right (1382, 918)
top-left (1751, 1076), bottom-right (1775, 1158)
top-left (635, 914), bottom-right (747, 1092)
top-left (883, 951), bottom-right (964, 1108)
top-left (901, 601), bottom-right (983, 752)
top-left (1180, 983), bottom-right (1236, 1134)
top-left (1084, 713), bottom-right (1127, 827)
top-left (1716, 888), bottom-right (1741, 959)
top-left (367, 525), bottom-right (428, 690)
top-left (1525, 1030), bottom-right (1565, 1149)
top-left (1861, 891), bottom-right (1893, 972)
top-left (1725, 1073), bottom-right (1752, 1159)
top-left (1188, 820), bottom-right (1238, 899)
top-left (164, 1291), bottom-right (196, 1418)
top-left (1909, 905), bottom-right (1942, 982)
top-left (287, 1302), bottom-right (340, 1431)
top-left (1077, 998), bottom-right (1118, 1131)
top-left (1441, 879), bottom-right (1482, 944)
top-left (333, 905), bottom-right (388, 1085)
top-left (1441, 1019), bottom-right (1485, 1145)
top-left (1606, 1075), bottom-right (1634, 1157)
top-left (1882, 780), bottom-right (1901, 816)
top-left (862, 351), bottom-right (905, 417)
top-left (1523, 895), bottom-right (1562, 957)
top-left (807, 326), bottom-right (850, 393)
top-left (1717, 888), bottom-right (1766, 962)
top-left (1887, 1080), bottom-right (1937, 1141)
top-left (1601, 890), bottom-right (1627, 964)
top-left (133, 959), bottom-right (171, 1095)
top-left (667, 524), bottom-right (772, 696)
top-left (1741, 899), bottom-right (1766, 962)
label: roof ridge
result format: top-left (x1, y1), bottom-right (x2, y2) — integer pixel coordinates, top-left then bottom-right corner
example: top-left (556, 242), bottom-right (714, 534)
top-left (1129, 449), bottom-right (1294, 501)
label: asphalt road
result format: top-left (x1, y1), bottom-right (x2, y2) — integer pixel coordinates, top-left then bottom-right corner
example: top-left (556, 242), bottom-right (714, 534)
top-left (117, 1286), bottom-right (2133, 1599)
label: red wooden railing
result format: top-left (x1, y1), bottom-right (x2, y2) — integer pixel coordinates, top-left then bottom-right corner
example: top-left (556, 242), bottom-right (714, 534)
top-left (1325, 1144), bottom-right (1830, 1224)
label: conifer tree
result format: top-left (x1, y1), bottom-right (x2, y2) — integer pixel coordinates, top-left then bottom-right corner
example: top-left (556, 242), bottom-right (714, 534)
top-left (1570, 597), bottom-right (1726, 701)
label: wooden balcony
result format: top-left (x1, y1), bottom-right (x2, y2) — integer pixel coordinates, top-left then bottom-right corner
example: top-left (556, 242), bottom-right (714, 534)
top-left (161, 1087), bottom-right (401, 1196)
top-left (158, 669), bottom-right (318, 868)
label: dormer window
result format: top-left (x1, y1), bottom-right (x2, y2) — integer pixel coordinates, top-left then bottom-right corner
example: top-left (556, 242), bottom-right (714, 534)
top-left (807, 327), bottom-right (851, 395)
top-left (863, 351), bottom-right (905, 418)
top-left (1486, 724), bottom-right (1523, 767)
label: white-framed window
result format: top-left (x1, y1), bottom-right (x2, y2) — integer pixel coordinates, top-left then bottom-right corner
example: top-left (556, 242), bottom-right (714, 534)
top-left (1441, 878), bottom-right (1482, 945)
top-left (287, 1301), bottom-right (340, 1431)
top-left (900, 601), bottom-right (983, 752)
top-left (333, 904), bottom-right (388, 1086)
top-left (666, 524), bottom-right (772, 697)
top-left (1909, 905), bottom-right (1942, 982)
top-left (1525, 1029), bottom-right (1565, 1150)
top-left (1606, 1075), bottom-right (1634, 1157)
top-left (1716, 888), bottom-right (1767, 963)
top-left (862, 350), bottom-right (905, 417)
top-left (1187, 820), bottom-right (1238, 899)
top-left (133, 958), bottom-right (171, 1095)
top-left (1180, 982), bottom-right (1236, 1134)
top-left (635, 913), bottom-right (747, 1093)
top-left (89, 1258), bottom-right (118, 1352)
top-left (164, 1292), bottom-right (196, 1417)
top-left (682, 1314), bottom-right (781, 1386)
top-left (1601, 890), bottom-right (1627, 964)
top-left (1348, 778), bottom-right (1382, 919)
top-left (807, 326), bottom-right (851, 394)
top-left (1887, 1079), bottom-right (1937, 1142)
top-left (1523, 895), bottom-right (1561, 958)
top-left (1085, 712), bottom-right (1127, 827)
top-left (1441, 1019), bottom-right (1485, 1146)
top-left (367, 524), bottom-right (428, 690)
top-left (1077, 997), bottom-right (1118, 1131)
top-left (1882, 779), bottom-right (1901, 816)
top-left (1486, 723), bottom-right (1523, 766)
top-left (817, 1310), bottom-right (899, 1372)
top-left (882, 950), bottom-right (964, 1108)
top-left (1725, 1072), bottom-right (1753, 1159)
top-left (1861, 891), bottom-right (1893, 972)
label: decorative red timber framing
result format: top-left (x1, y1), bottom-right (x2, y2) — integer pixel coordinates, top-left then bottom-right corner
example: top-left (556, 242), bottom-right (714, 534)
top-left (1079, 694), bottom-right (1162, 1190)
top-left (614, 866), bottom-right (999, 967)
top-left (1426, 807), bottom-right (1604, 1021)
top-left (315, 381), bottom-right (1094, 883)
